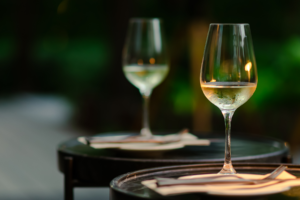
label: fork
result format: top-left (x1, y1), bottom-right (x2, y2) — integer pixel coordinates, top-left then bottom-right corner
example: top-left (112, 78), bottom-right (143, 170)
top-left (156, 165), bottom-right (287, 187)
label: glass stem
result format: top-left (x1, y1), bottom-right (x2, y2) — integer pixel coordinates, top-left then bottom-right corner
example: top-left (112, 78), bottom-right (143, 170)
top-left (140, 92), bottom-right (152, 138)
top-left (219, 110), bottom-right (236, 174)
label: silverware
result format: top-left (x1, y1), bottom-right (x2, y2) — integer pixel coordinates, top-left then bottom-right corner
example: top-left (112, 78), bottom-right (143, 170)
top-left (156, 165), bottom-right (287, 187)
top-left (86, 139), bottom-right (180, 144)
top-left (85, 137), bottom-right (180, 144)
top-left (85, 129), bottom-right (190, 145)
top-left (262, 165), bottom-right (287, 180)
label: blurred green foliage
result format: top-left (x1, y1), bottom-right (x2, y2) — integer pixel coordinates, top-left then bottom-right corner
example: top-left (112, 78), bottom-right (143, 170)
top-left (252, 37), bottom-right (300, 109)
top-left (171, 77), bottom-right (194, 115)
top-left (33, 37), bottom-right (110, 98)
top-left (1, 0), bottom-right (300, 138)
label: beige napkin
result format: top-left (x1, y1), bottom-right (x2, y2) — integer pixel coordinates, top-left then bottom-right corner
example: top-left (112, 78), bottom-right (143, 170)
top-left (142, 171), bottom-right (300, 196)
top-left (78, 133), bottom-right (210, 150)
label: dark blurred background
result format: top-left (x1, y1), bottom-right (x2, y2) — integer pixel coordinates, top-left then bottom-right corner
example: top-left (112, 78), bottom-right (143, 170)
top-left (1, 0), bottom-right (300, 199)
top-left (3, 0), bottom-right (300, 141)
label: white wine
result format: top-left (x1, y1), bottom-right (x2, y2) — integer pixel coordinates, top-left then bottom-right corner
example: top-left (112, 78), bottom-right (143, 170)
top-left (123, 65), bottom-right (168, 93)
top-left (201, 82), bottom-right (257, 110)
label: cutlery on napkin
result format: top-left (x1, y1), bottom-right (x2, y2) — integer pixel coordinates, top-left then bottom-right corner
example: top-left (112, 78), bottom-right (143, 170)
top-left (155, 165), bottom-right (287, 187)
top-left (141, 165), bottom-right (300, 196)
top-left (84, 129), bottom-right (189, 144)
top-left (77, 129), bottom-right (210, 150)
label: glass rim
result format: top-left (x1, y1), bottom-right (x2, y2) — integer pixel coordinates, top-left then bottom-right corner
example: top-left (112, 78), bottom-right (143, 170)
top-left (210, 23), bottom-right (249, 25)
top-left (129, 18), bottom-right (163, 23)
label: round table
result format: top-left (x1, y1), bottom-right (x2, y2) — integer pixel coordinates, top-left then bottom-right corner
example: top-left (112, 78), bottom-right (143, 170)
top-left (110, 163), bottom-right (300, 200)
top-left (57, 132), bottom-right (291, 200)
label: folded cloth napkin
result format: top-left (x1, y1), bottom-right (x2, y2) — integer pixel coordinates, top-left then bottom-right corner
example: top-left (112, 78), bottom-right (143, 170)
top-left (142, 171), bottom-right (300, 196)
top-left (77, 132), bottom-right (210, 150)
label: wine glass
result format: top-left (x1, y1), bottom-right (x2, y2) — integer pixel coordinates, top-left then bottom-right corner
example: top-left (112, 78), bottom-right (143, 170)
top-left (200, 23), bottom-right (258, 174)
top-left (123, 18), bottom-right (169, 138)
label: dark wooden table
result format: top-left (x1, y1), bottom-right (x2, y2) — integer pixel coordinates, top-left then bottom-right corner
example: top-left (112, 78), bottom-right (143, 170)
top-left (57, 132), bottom-right (291, 200)
top-left (110, 163), bottom-right (300, 200)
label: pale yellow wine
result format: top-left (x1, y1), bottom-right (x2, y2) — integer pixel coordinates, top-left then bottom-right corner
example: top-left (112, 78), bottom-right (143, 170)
top-left (201, 82), bottom-right (257, 110)
top-left (123, 65), bottom-right (168, 93)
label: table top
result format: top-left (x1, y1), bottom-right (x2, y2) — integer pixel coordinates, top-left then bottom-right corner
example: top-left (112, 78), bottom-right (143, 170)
top-left (58, 132), bottom-right (289, 161)
top-left (110, 163), bottom-right (300, 200)
top-left (57, 132), bottom-right (290, 186)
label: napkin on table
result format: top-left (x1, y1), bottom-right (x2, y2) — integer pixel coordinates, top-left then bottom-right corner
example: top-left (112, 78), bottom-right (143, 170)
top-left (142, 171), bottom-right (300, 196)
top-left (77, 132), bottom-right (210, 150)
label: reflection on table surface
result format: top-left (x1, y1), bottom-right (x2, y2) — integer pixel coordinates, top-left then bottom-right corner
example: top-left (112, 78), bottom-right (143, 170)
top-left (60, 132), bottom-right (289, 161)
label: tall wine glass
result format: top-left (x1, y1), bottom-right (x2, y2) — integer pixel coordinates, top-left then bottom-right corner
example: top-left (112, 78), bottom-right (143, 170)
top-left (123, 18), bottom-right (169, 138)
top-left (200, 24), bottom-right (258, 174)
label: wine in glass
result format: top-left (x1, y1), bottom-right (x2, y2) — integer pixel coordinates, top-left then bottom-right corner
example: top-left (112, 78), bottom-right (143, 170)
top-left (123, 18), bottom-right (169, 138)
top-left (200, 23), bottom-right (258, 174)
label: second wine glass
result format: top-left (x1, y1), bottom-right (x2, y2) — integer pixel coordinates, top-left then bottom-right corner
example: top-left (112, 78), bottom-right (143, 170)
top-left (123, 18), bottom-right (169, 138)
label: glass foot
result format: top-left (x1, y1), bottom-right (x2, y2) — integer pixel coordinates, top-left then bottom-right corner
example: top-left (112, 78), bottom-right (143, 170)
top-left (218, 163), bottom-right (236, 174)
top-left (140, 128), bottom-right (152, 138)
